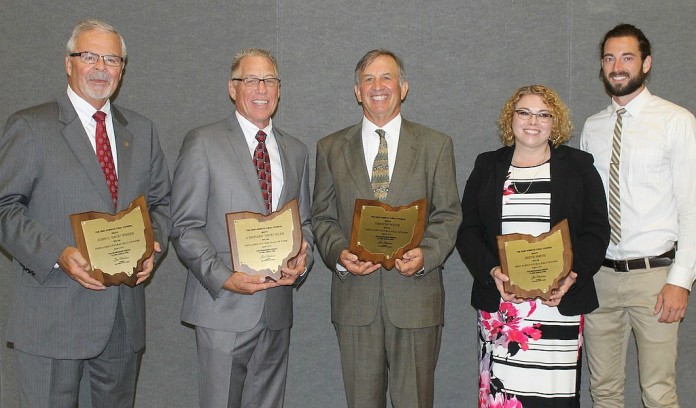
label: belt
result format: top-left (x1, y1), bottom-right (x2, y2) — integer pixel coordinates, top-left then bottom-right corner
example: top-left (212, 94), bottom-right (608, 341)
top-left (602, 248), bottom-right (676, 272)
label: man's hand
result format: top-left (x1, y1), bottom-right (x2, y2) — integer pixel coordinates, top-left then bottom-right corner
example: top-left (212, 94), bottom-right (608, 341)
top-left (277, 240), bottom-right (309, 286)
top-left (654, 283), bottom-right (690, 323)
top-left (491, 266), bottom-right (524, 303)
top-left (136, 241), bottom-right (162, 285)
top-left (395, 247), bottom-right (424, 277)
top-left (58, 246), bottom-right (106, 290)
top-left (223, 271), bottom-right (280, 295)
top-left (339, 249), bottom-right (381, 276)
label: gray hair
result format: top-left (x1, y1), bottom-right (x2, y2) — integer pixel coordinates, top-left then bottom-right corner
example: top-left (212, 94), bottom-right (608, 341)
top-left (230, 48), bottom-right (279, 80)
top-left (354, 49), bottom-right (406, 85)
top-left (66, 19), bottom-right (127, 59)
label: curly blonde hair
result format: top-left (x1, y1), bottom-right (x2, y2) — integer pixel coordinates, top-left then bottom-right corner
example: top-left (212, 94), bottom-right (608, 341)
top-left (497, 85), bottom-right (573, 147)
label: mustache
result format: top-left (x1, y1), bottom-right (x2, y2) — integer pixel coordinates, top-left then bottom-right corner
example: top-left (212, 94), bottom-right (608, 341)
top-left (608, 71), bottom-right (630, 78)
top-left (86, 71), bottom-right (112, 82)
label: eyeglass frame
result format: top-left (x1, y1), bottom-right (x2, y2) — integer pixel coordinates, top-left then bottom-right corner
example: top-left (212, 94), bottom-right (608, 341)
top-left (69, 51), bottom-right (124, 67)
top-left (231, 77), bottom-right (281, 87)
top-left (514, 109), bottom-right (554, 123)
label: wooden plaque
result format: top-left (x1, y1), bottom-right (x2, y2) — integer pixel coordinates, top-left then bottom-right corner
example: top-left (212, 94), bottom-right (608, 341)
top-left (349, 198), bottom-right (427, 270)
top-left (496, 219), bottom-right (573, 301)
top-left (225, 199), bottom-right (302, 281)
top-left (69, 195), bottom-right (154, 287)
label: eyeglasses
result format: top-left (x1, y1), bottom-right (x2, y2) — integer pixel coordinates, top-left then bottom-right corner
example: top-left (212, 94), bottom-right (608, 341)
top-left (514, 109), bottom-right (553, 123)
top-left (69, 51), bottom-right (124, 67)
top-left (231, 77), bottom-right (281, 87)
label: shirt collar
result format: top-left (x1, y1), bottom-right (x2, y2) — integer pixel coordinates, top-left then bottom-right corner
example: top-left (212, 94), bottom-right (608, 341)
top-left (362, 114), bottom-right (402, 138)
top-left (235, 110), bottom-right (274, 146)
top-left (66, 85), bottom-right (112, 120)
top-left (612, 87), bottom-right (651, 118)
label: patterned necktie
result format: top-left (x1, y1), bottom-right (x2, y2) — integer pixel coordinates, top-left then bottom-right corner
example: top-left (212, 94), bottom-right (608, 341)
top-left (93, 111), bottom-right (118, 209)
top-left (371, 128), bottom-right (390, 201)
top-left (608, 108), bottom-right (626, 245)
top-left (254, 130), bottom-right (272, 212)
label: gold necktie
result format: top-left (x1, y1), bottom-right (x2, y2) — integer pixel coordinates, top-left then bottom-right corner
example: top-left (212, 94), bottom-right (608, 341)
top-left (371, 129), bottom-right (389, 201)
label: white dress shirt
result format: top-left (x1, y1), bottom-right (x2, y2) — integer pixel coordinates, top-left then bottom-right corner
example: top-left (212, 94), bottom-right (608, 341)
top-left (236, 111), bottom-right (284, 212)
top-left (362, 114), bottom-right (402, 181)
top-left (580, 88), bottom-right (696, 290)
top-left (66, 86), bottom-right (118, 174)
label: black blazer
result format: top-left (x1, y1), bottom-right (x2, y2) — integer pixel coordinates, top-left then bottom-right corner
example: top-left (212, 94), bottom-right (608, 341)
top-left (456, 144), bottom-right (610, 316)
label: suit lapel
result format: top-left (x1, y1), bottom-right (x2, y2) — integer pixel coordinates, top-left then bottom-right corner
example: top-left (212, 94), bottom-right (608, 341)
top-left (112, 106), bottom-right (134, 210)
top-left (225, 116), bottom-right (267, 213)
top-left (57, 95), bottom-right (114, 210)
top-left (386, 120), bottom-right (420, 205)
top-left (342, 125), bottom-right (374, 200)
top-left (493, 147), bottom-right (514, 235)
top-left (548, 146), bottom-right (566, 225)
top-left (275, 129), bottom-right (292, 207)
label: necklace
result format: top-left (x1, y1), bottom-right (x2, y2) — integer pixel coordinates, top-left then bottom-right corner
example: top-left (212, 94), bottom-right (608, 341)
top-left (511, 167), bottom-right (540, 194)
top-left (510, 146), bottom-right (550, 194)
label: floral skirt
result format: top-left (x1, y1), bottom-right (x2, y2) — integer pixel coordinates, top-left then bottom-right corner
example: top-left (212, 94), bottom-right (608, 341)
top-left (478, 300), bottom-right (582, 408)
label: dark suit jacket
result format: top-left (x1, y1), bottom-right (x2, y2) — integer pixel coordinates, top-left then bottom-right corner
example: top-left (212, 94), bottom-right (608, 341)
top-left (312, 119), bottom-right (462, 328)
top-left (171, 115), bottom-right (314, 332)
top-left (0, 94), bottom-right (171, 358)
top-left (456, 144), bottom-right (609, 316)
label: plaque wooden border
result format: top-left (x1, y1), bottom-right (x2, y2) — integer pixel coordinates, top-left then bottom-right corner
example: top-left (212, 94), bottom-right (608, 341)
top-left (496, 219), bottom-right (573, 300)
top-left (225, 198), bottom-right (302, 281)
top-left (349, 198), bottom-right (427, 270)
top-left (69, 195), bottom-right (154, 287)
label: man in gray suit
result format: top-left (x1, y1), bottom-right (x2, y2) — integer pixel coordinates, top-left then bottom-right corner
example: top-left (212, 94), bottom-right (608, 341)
top-left (170, 48), bottom-right (313, 408)
top-left (312, 49), bottom-right (462, 408)
top-left (0, 19), bottom-right (171, 407)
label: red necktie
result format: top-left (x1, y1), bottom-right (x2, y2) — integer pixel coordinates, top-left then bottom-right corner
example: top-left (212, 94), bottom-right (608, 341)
top-left (93, 111), bottom-right (118, 209)
top-left (254, 130), bottom-right (272, 212)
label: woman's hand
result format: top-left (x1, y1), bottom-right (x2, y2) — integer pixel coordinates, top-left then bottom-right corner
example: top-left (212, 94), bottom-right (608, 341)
top-left (491, 266), bottom-right (524, 303)
top-left (542, 271), bottom-right (578, 307)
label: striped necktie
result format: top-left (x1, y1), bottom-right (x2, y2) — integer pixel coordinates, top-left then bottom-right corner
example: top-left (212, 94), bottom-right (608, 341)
top-left (608, 108), bottom-right (626, 245)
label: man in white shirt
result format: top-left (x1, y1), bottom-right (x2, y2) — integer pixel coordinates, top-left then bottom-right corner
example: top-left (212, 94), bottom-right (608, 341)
top-left (581, 23), bottom-right (696, 408)
top-left (0, 19), bottom-right (171, 407)
top-left (312, 49), bottom-right (461, 408)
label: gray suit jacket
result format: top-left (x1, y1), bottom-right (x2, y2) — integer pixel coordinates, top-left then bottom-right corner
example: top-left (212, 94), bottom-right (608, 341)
top-left (312, 119), bottom-right (462, 328)
top-left (0, 94), bottom-right (171, 359)
top-left (172, 115), bottom-right (314, 332)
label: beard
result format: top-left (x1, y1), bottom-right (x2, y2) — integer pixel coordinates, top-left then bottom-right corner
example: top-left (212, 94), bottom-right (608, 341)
top-left (601, 68), bottom-right (648, 97)
top-left (83, 70), bottom-right (116, 100)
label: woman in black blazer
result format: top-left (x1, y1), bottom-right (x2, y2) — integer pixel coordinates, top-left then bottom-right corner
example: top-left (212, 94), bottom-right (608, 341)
top-left (457, 85), bottom-right (609, 408)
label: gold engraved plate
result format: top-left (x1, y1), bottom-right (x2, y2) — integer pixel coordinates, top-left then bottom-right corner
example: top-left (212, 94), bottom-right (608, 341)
top-left (70, 196), bottom-right (154, 287)
top-left (226, 199), bottom-right (302, 281)
top-left (349, 198), bottom-right (427, 270)
top-left (497, 219), bottom-right (573, 300)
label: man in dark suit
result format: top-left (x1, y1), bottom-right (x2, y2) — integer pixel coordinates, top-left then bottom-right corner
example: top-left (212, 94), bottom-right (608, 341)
top-left (312, 49), bottom-right (462, 408)
top-left (170, 48), bottom-right (313, 408)
top-left (0, 19), bottom-right (171, 407)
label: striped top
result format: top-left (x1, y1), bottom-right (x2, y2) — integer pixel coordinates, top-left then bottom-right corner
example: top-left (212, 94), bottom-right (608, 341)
top-left (502, 162), bottom-right (551, 237)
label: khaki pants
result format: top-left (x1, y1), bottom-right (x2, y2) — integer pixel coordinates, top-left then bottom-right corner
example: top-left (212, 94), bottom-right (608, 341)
top-left (584, 265), bottom-right (680, 408)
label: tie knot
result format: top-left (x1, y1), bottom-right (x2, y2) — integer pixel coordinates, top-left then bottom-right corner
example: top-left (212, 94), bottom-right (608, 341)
top-left (375, 128), bottom-right (386, 139)
top-left (616, 108), bottom-right (626, 117)
top-left (93, 111), bottom-right (106, 123)
top-left (256, 130), bottom-right (267, 143)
